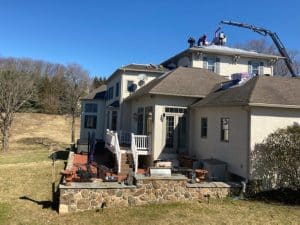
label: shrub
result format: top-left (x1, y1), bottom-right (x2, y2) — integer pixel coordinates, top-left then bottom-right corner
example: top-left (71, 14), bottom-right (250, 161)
top-left (251, 123), bottom-right (300, 191)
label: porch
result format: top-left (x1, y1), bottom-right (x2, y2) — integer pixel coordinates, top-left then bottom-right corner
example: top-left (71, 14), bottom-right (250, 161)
top-left (104, 129), bottom-right (152, 174)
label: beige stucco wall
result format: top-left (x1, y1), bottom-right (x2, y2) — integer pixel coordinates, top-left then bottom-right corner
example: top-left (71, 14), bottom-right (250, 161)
top-left (250, 106), bottom-right (300, 149)
top-left (104, 70), bottom-right (162, 131)
top-left (190, 53), bottom-right (272, 78)
top-left (121, 72), bottom-right (160, 100)
top-left (190, 106), bottom-right (250, 178)
top-left (80, 100), bottom-right (106, 140)
top-left (129, 95), bottom-right (198, 160)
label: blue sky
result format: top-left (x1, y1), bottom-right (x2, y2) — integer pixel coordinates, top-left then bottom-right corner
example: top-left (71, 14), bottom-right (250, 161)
top-left (0, 0), bottom-right (299, 77)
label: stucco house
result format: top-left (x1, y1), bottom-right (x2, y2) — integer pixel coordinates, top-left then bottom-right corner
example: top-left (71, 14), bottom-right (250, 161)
top-left (190, 75), bottom-right (300, 180)
top-left (78, 44), bottom-right (299, 182)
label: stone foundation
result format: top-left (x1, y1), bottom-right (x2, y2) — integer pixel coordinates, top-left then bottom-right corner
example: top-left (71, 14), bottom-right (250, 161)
top-left (59, 174), bottom-right (241, 213)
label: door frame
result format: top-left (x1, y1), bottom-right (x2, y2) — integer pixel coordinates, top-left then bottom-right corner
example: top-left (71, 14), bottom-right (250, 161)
top-left (164, 112), bottom-right (188, 154)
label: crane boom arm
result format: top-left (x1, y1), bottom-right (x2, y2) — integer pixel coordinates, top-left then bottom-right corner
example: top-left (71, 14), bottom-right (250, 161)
top-left (220, 20), bottom-right (296, 77)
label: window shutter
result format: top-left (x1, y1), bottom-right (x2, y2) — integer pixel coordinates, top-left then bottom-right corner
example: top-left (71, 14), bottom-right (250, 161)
top-left (259, 62), bottom-right (264, 75)
top-left (203, 57), bottom-right (208, 69)
top-left (248, 61), bottom-right (252, 74)
top-left (215, 58), bottom-right (220, 74)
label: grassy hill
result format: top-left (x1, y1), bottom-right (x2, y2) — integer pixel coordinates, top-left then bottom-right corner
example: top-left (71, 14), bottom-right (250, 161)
top-left (0, 113), bottom-right (299, 225)
top-left (10, 113), bottom-right (80, 150)
top-left (0, 113), bottom-right (80, 164)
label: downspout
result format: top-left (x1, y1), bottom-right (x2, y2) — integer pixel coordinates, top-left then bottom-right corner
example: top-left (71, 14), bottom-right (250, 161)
top-left (246, 106), bottom-right (251, 183)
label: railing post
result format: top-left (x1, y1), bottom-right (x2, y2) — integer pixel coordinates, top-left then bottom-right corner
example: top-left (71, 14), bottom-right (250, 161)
top-left (148, 135), bottom-right (152, 152)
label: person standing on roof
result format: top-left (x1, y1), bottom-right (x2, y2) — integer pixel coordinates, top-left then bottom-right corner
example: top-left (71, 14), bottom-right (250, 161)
top-left (219, 32), bottom-right (225, 46)
top-left (197, 34), bottom-right (207, 46)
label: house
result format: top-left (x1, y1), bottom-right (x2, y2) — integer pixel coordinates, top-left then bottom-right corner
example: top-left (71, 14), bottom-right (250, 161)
top-left (190, 75), bottom-right (300, 180)
top-left (161, 45), bottom-right (282, 78)
top-left (78, 44), bottom-right (299, 182)
top-left (78, 85), bottom-right (106, 152)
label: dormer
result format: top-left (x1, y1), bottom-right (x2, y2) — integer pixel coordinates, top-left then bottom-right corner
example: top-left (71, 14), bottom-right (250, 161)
top-left (161, 46), bottom-right (283, 79)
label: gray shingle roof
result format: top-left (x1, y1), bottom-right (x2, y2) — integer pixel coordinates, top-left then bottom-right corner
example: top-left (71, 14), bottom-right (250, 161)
top-left (81, 85), bottom-right (106, 100)
top-left (192, 75), bottom-right (300, 108)
top-left (126, 67), bottom-right (228, 100)
top-left (120, 64), bottom-right (168, 73)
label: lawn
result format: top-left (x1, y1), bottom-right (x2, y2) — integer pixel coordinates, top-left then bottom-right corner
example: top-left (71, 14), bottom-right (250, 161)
top-left (0, 113), bottom-right (299, 224)
top-left (0, 150), bottom-right (299, 224)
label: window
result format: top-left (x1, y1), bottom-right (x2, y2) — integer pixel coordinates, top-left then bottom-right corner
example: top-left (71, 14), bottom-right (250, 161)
top-left (144, 106), bottom-right (153, 135)
top-left (221, 118), bottom-right (229, 142)
top-left (84, 115), bottom-right (97, 129)
top-left (251, 62), bottom-right (259, 75)
top-left (137, 107), bottom-right (144, 134)
top-left (249, 61), bottom-right (264, 75)
top-left (201, 117), bottom-right (208, 138)
top-left (165, 116), bottom-right (175, 148)
top-left (115, 82), bottom-right (119, 97)
top-left (111, 111), bottom-right (117, 131)
top-left (84, 103), bottom-right (97, 113)
top-left (127, 80), bottom-right (134, 91)
top-left (165, 107), bottom-right (187, 113)
top-left (203, 57), bottom-right (220, 73)
top-left (107, 87), bottom-right (114, 100)
top-left (207, 58), bottom-right (215, 72)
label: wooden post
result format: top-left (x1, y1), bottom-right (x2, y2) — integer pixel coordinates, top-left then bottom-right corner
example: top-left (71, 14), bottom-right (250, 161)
top-left (51, 155), bottom-right (56, 207)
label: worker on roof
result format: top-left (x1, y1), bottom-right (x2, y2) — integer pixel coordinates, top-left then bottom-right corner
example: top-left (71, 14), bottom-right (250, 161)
top-left (197, 34), bottom-right (207, 46)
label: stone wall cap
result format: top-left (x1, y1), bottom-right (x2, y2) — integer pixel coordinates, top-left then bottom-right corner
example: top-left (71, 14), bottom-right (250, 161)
top-left (186, 181), bottom-right (241, 188)
top-left (135, 174), bottom-right (188, 181)
top-left (59, 182), bottom-right (136, 189)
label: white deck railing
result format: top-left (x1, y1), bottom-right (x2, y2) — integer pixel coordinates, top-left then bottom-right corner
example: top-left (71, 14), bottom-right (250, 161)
top-left (134, 135), bottom-right (151, 151)
top-left (131, 133), bottom-right (138, 174)
top-left (105, 129), bottom-right (121, 173)
top-left (105, 129), bottom-right (151, 174)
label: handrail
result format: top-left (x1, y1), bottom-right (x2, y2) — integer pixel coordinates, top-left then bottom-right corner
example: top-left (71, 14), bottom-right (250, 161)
top-left (131, 133), bottom-right (138, 174)
top-left (114, 132), bottom-right (121, 174)
top-left (105, 129), bottom-right (121, 174)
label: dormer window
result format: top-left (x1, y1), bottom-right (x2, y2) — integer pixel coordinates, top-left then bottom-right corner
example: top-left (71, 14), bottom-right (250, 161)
top-left (248, 61), bottom-right (264, 75)
top-left (207, 58), bottom-right (216, 72)
top-left (203, 56), bottom-right (220, 74)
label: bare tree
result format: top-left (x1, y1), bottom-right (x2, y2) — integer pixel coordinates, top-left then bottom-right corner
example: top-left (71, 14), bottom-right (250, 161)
top-left (235, 39), bottom-right (300, 76)
top-left (0, 70), bottom-right (35, 151)
top-left (64, 64), bottom-right (89, 143)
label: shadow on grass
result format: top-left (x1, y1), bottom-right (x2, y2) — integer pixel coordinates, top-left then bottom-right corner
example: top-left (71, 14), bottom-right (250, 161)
top-left (49, 150), bottom-right (70, 161)
top-left (20, 183), bottom-right (61, 212)
top-left (249, 188), bottom-right (300, 205)
top-left (19, 196), bottom-right (54, 209)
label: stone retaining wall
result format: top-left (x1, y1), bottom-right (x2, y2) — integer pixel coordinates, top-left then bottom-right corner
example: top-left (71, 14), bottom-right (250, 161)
top-left (59, 175), bottom-right (241, 213)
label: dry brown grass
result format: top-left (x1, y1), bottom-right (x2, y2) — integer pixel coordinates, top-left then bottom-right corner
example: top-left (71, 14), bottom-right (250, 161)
top-left (9, 113), bottom-right (80, 151)
top-left (0, 113), bottom-right (299, 225)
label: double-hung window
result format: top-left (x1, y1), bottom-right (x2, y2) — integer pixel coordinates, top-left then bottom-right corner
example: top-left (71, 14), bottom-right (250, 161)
top-left (203, 56), bottom-right (220, 74)
top-left (115, 82), bottom-right (119, 97)
top-left (84, 115), bottom-right (97, 129)
top-left (220, 118), bottom-right (229, 142)
top-left (201, 117), bottom-right (208, 138)
top-left (248, 61), bottom-right (264, 75)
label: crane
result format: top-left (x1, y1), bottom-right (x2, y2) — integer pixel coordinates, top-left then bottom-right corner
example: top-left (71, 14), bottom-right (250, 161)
top-left (220, 20), bottom-right (297, 77)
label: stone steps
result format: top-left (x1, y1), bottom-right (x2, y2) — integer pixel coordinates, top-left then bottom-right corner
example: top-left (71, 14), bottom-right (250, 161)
top-left (119, 153), bottom-right (134, 176)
